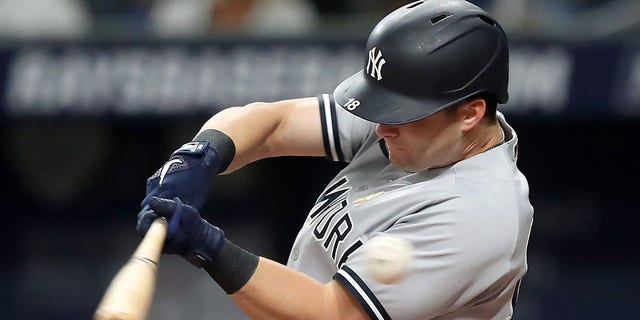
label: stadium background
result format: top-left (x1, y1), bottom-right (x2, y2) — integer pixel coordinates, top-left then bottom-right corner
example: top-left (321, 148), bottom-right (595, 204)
top-left (1, 0), bottom-right (639, 319)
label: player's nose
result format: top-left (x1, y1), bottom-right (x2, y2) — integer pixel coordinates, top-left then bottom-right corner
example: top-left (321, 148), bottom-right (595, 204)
top-left (375, 124), bottom-right (399, 138)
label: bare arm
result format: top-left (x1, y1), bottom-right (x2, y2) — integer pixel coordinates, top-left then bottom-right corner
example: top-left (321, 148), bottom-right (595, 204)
top-left (197, 97), bottom-right (325, 173)
top-left (231, 258), bottom-right (370, 320)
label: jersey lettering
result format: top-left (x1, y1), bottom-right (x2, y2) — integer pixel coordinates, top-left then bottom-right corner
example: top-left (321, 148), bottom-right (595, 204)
top-left (323, 213), bottom-right (353, 259)
top-left (313, 200), bottom-right (346, 239)
top-left (309, 177), bottom-right (349, 220)
top-left (308, 176), bottom-right (355, 266)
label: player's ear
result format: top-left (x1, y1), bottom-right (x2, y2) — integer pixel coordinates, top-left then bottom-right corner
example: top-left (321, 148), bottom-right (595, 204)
top-left (458, 98), bottom-right (486, 132)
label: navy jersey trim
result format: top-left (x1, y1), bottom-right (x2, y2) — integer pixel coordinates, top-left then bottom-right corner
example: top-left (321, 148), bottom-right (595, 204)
top-left (318, 94), bottom-right (345, 162)
top-left (334, 266), bottom-right (391, 320)
top-left (329, 95), bottom-right (345, 162)
top-left (318, 94), bottom-right (332, 160)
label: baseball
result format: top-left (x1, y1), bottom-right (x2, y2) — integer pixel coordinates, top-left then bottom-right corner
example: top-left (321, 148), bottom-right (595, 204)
top-left (365, 234), bottom-right (413, 284)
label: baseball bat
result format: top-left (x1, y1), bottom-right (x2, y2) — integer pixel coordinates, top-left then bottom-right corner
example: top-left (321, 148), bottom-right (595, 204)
top-left (94, 218), bottom-right (168, 320)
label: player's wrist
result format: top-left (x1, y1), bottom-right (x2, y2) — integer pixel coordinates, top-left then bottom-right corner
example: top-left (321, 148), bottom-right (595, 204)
top-left (192, 129), bottom-right (236, 174)
top-left (203, 239), bottom-right (260, 294)
top-left (182, 221), bottom-right (226, 267)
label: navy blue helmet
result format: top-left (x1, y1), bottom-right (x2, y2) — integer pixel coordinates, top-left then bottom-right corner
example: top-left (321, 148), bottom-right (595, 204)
top-left (334, 0), bottom-right (509, 125)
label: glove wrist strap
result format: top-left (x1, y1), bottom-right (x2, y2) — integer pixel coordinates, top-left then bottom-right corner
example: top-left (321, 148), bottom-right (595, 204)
top-left (204, 239), bottom-right (259, 294)
top-left (193, 129), bottom-right (236, 173)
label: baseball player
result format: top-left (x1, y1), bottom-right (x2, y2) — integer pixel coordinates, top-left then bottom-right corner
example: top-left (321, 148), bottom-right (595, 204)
top-left (137, 1), bottom-right (534, 319)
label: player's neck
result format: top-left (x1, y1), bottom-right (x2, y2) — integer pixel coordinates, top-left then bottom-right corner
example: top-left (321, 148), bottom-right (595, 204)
top-left (460, 122), bottom-right (504, 160)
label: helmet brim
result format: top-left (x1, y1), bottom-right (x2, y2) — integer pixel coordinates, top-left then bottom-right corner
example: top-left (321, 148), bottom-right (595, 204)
top-left (333, 69), bottom-right (452, 125)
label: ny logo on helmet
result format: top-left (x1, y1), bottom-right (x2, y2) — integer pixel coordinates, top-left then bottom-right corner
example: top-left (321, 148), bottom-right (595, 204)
top-left (366, 47), bottom-right (386, 81)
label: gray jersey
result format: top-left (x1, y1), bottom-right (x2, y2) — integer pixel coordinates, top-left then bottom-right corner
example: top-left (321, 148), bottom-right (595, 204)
top-left (286, 94), bottom-right (534, 320)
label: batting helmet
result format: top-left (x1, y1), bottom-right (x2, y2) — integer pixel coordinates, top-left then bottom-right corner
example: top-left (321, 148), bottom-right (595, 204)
top-left (334, 0), bottom-right (509, 125)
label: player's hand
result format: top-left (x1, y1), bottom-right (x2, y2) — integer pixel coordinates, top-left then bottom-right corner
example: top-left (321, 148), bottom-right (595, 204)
top-left (141, 141), bottom-right (223, 211)
top-left (137, 196), bottom-right (226, 267)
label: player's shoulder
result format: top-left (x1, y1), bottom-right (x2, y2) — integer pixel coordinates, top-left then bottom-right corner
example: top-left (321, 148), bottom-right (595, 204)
top-left (401, 165), bottom-right (516, 213)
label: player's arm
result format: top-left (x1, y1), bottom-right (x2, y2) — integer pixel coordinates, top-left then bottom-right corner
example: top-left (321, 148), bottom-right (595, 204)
top-left (196, 97), bottom-right (325, 174)
top-left (230, 258), bottom-right (369, 320)
top-left (141, 97), bottom-right (325, 209)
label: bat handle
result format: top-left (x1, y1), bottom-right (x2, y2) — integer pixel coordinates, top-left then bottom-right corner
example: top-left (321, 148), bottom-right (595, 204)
top-left (133, 218), bottom-right (168, 261)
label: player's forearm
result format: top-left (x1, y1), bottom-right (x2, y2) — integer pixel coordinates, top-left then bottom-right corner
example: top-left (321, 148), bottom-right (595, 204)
top-left (197, 98), bottom-right (323, 174)
top-left (230, 257), bottom-right (366, 320)
top-left (197, 103), bottom-right (282, 173)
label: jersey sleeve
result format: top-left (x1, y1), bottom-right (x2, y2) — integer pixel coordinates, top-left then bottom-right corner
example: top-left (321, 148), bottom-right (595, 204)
top-left (317, 93), bottom-right (376, 163)
top-left (333, 198), bottom-right (522, 320)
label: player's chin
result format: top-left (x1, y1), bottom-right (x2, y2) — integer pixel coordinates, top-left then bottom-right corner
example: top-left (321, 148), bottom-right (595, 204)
top-left (388, 154), bottom-right (419, 173)
top-left (389, 153), bottom-right (432, 173)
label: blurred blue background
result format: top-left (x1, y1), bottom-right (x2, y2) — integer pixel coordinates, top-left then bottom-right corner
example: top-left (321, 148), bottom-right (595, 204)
top-left (1, 0), bottom-right (639, 319)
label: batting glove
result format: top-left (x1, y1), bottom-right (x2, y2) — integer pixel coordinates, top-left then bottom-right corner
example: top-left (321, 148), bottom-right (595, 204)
top-left (141, 141), bottom-right (222, 211)
top-left (137, 196), bottom-right (226, 267)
